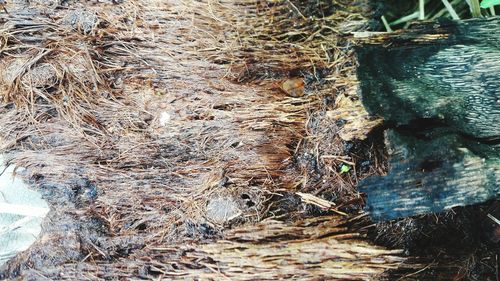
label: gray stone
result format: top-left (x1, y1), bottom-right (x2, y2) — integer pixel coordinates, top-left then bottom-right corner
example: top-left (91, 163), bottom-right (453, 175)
top-left (205, 197), bottom-right (241, 225)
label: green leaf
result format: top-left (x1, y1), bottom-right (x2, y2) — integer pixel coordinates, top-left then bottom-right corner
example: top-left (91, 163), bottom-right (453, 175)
top-left (481, 0), bottom-right (500, 8)
top-left (340, 164), bottom-right (351, 174)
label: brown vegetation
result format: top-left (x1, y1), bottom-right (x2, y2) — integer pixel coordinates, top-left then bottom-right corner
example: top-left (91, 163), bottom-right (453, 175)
top-left (8, 0), bottom-right (485, 280)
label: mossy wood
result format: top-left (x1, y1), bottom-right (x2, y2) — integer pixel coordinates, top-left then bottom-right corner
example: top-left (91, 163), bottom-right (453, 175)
top-left (357, 17), bottom-right (500, 221)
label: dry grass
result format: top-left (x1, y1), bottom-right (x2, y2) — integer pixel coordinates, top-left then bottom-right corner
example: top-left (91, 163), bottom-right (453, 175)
top-left (0, 0), bottom-right (403, 280)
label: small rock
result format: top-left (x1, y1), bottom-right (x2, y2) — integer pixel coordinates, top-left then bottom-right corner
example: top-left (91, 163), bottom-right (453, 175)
top-left (21, 63), bottom-right (58, 89)
top-left (61, 9), bottom-right (99, 34)
top-left (205, 197), bottom-right (241, 224)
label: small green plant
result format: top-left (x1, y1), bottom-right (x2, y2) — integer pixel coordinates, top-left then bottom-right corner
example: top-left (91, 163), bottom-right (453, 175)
top-left (382, 0), bottom-right (498, 31)
top-left (340, 164), bottom-right (351, 174)
top-left (481, 0), bottom-right (500, 8)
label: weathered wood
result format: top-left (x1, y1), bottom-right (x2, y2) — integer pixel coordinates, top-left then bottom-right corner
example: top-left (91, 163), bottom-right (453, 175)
top-left (357, 17), bottom-right (500, 139)
top-left (360, 129), bottom-right (499, 221)
top-left (357, 18), bottom-right (500, 221)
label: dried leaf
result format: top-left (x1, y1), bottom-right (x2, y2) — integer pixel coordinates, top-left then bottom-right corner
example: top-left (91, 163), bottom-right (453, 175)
top-left (281, 78), bottom-right (305, 97)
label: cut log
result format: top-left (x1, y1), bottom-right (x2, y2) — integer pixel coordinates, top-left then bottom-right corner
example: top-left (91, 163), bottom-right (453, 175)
top-left (356, 18), bottom-right (500, 221)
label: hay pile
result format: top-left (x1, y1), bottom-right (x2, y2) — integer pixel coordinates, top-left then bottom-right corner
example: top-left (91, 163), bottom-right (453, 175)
top-left (0, 0), bottom-right (413, 279)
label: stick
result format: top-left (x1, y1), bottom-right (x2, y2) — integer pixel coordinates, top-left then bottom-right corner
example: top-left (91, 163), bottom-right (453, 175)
top-left (419, 0), bottom-right (425, 20)
top-left (441, 0), bottom-right (460, 20)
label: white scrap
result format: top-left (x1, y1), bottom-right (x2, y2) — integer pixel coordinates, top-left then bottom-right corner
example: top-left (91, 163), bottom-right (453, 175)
top-left (159, 111), bottom-right (171, 126)
top-left (0, 155), bottom-right (49, 266)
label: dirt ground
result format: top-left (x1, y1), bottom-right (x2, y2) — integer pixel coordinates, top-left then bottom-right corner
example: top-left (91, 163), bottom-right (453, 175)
top-left (0, 0), bottom-right (497, 280)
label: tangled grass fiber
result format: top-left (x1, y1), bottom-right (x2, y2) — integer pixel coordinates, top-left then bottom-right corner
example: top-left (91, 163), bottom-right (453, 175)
top-left (0, 0), bottom-right (409, 280)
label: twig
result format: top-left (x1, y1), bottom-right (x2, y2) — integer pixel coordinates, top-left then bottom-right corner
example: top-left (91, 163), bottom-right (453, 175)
top-left (419, 0), bottom-right (426, 20)
top-left (286, 0), bottom-right (307, 21)
top-left (381, 16), bottom-right (393, 32)
top-left (398, 262), bottom-right (434, 280)
top-left (487, 213), bottom-right (500, 225)
top-left (468, 0), bottom-right (482, 17)
top-left (441, 0), bottom-right (461, 20)
top-left (390, 11), bottom-right (419, 26)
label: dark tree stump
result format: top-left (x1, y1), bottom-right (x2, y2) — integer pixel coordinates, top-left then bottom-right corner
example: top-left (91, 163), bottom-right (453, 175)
top-left (356, 17), bottom-right (500, 221)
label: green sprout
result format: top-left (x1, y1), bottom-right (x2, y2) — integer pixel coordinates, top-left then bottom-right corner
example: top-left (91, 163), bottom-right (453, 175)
top-left (480, 0), bottom-right (500, 8)
top-left (340, 164), bottom-right (351, 174)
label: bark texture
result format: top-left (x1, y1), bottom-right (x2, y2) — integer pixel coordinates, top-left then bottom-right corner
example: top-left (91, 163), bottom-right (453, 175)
top-left (357, 17), bottom-right (500, 221)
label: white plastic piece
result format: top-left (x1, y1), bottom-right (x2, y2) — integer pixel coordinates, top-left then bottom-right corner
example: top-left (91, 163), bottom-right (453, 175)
top-left (0, 155), bottom-right (49, 267)
top-left (159, 111), bottom-right (171, 126)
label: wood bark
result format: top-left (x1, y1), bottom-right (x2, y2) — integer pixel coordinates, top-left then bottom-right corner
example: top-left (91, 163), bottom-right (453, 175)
top-left (360, 129), bottom-right (499, 221)
top-left (357, 18), bottom-right (500, 221)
